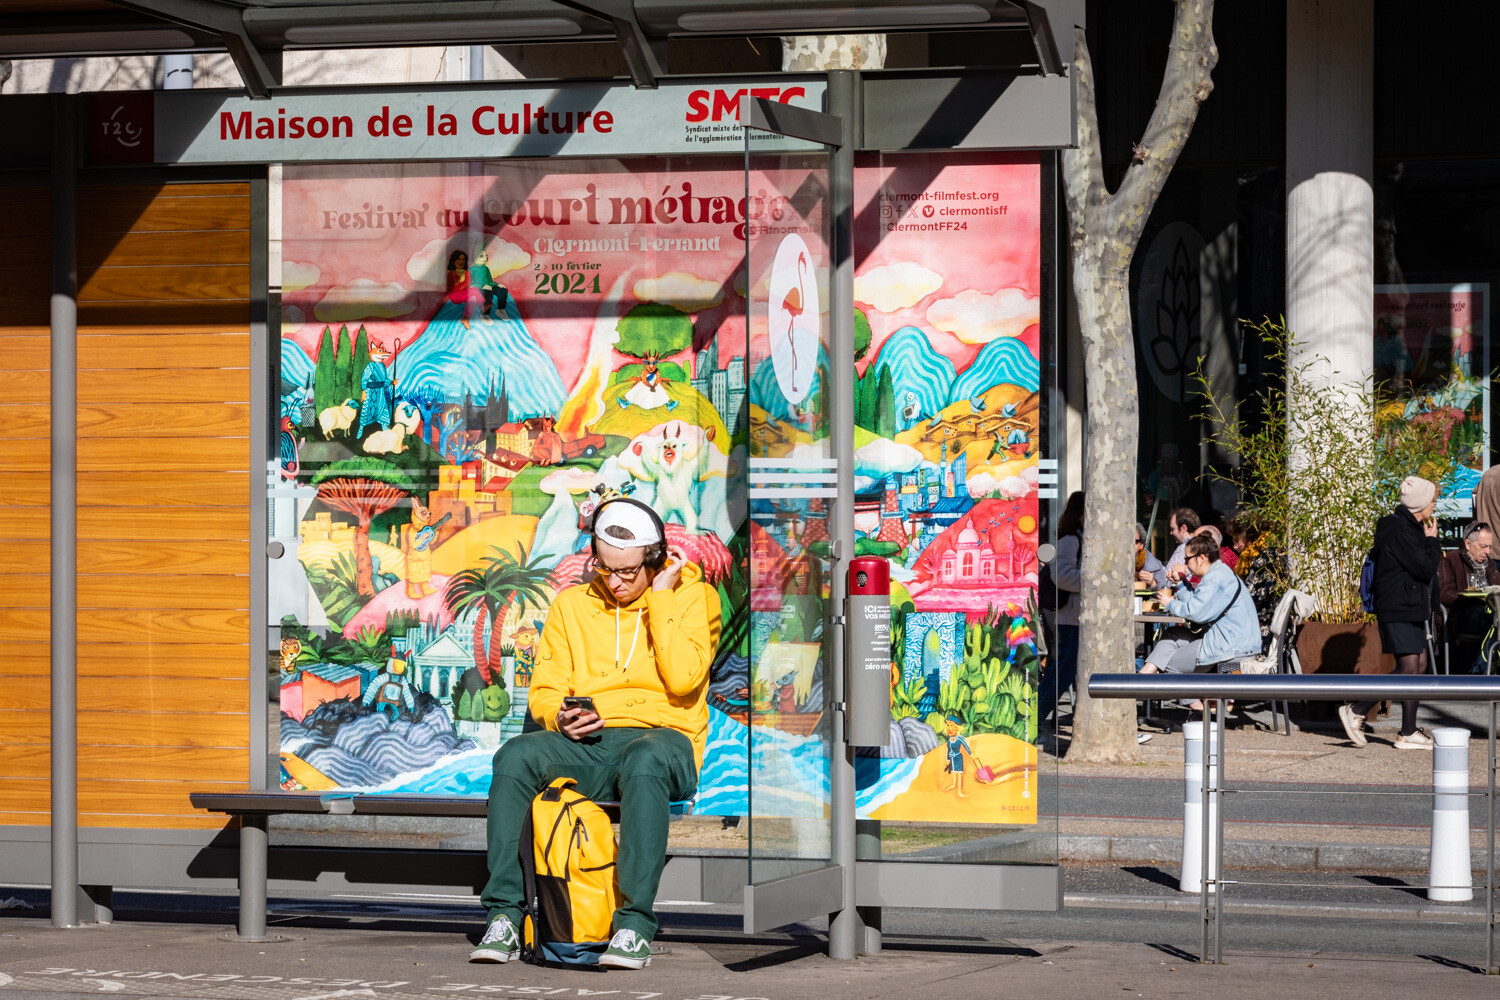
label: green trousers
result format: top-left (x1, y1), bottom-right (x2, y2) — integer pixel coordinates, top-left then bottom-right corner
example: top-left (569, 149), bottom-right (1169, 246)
top-left (480, 726), bottom-right (698, 940)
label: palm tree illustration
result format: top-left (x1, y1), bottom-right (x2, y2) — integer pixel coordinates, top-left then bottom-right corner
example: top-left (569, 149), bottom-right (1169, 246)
top-left (443, 545), bottom-right (553, 686)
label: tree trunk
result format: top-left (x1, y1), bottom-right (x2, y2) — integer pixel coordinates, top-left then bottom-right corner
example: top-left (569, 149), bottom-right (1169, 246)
top-left (472, 604), bottom-right (491, 683)
top-left (488, 607), bottom-right (508, 683)
top-left (1060, 3), bottom-right (1218, 761)
top-left (355, 510), bottom-right (376, 597)
top-left (779, 35), bottom-right (887, 71)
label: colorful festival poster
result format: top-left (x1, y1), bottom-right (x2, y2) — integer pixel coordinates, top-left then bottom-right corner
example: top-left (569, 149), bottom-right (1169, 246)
top-left (271, 152), bottom-right (1042, 826)
top-left (1374, 283), bottom-right (1490, 514)
top-left (851, 153), bottom-right (1042, 825)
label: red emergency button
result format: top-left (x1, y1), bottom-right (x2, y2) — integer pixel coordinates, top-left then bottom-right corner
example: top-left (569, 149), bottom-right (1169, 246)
top-left (849, 556), bottom-right (889, 596)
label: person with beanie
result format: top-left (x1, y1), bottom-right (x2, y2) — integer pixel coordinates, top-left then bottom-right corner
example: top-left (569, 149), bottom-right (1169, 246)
top-left (1339, 475), bottom-right (1441, 750)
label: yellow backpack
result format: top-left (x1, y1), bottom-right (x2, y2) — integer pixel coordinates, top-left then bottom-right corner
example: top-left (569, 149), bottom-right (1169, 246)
top-left (520, 776), bottom-right (620, 965)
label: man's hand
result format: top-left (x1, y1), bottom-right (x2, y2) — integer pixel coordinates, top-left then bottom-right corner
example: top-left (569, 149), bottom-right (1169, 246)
top-left (1136, 569), bottom-right (1157, 585)
top-left (652, 544), bottom-right (688, 592)
top-left (557, 706), bottom-right (604, 741)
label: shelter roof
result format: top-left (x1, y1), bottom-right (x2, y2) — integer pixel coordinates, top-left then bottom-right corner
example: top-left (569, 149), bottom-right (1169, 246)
top-left (0, 0), bottom-right (1081, 96)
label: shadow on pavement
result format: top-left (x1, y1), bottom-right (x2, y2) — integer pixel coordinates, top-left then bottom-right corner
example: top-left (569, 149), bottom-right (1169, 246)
top-left (1123, 865), bottom-right (1183, 891)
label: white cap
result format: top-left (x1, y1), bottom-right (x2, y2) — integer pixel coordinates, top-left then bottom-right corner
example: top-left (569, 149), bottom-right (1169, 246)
top-left (592, 499), bottom-right (662, 549)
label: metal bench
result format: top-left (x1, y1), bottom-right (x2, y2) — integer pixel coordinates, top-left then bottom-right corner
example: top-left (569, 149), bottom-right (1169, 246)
top-left (190, 791), bottom-right (686, 942)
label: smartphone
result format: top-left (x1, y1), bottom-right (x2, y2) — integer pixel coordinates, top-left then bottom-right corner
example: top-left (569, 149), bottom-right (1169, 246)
top-left (562, 695), bottom-right (597, 715)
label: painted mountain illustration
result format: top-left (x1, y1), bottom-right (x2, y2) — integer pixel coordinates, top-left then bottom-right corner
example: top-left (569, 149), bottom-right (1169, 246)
top-left (749, 342), bottom-right (831, 422)
top-left (950, 336), bottom-right (1040, 402)
top-left (867, 325), bottom-right (956, 423)
top-left (394, 297), bottom-right (567, 419)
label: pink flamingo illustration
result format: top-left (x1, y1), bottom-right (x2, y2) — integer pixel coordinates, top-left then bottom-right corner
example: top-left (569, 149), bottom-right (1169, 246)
top-left (781, 252), bottom-right (808, 392)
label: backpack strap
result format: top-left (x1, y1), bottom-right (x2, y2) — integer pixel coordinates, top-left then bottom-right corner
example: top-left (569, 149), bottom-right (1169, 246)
top-left (519, 803), bottom-right (543, 966)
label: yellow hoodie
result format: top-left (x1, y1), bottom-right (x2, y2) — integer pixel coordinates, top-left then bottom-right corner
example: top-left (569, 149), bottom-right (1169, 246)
top-left (529, 561), bottom-right (721, 768)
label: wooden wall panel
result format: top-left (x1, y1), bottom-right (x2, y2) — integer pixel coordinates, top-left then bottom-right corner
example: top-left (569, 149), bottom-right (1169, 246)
top-left (0, 179), bottom-right (259, 827)
top-left (0, 406), bottom-right (50, 438)
top-left (0, 191), bottom-right (51, 326)
top-left (78, 574), bottom-right (249, 611)
top-left (5, 746), bottom-right (249, 783)
top-left (78, 540), bottom-right (247, 575)
top-left (8, 540), bottom-right (51, 575)
top-left (0, 331), bottom-right (50, 370)
top-left (72, 179), bottom-right (256, 830)
top-left (80, 436), bottom-right (250, 472)
top-left (78, 508), bottom-right (250, 540)
top-left (78, 643), bottom-right (250, 678)
top-left (78, 402), bottom-right (253, 438)
top-left (76, 333), bottom-right (250, 370)
top-left (78, 368), bottom-right (250, 404)
top-left (80, 265), bottom-right (250, 304)
top-left (0, 647), bottom-right (50, 676)
top-left (76, 472), bottom-right (252, 507)
top-left (0, 191), bottom-right (52, 820)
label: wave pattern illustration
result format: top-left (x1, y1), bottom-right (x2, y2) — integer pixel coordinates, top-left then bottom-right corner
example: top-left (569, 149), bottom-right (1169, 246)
top-left (283, 697), bottom-right (476, 788)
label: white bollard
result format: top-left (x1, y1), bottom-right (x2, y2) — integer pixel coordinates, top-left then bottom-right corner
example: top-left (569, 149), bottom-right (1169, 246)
top-left (1428, 726), bottom-right (1474, 902)
top-left (1180, 719), bottom-right (1220, 894)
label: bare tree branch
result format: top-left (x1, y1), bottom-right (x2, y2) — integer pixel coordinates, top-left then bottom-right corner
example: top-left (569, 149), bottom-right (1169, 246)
top-left (1111, 0), bottom-right (1219, 242)
top-left (1055, 1), bottom-right (1218, 761)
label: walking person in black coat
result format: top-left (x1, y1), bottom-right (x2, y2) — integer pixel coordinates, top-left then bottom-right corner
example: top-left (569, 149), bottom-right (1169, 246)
top-left (1339, 476), bottom-right (1442, 750)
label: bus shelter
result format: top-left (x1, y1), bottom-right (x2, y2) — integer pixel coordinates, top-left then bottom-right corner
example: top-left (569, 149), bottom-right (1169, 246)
top-left (0, 2), bottom-right (1077, 959)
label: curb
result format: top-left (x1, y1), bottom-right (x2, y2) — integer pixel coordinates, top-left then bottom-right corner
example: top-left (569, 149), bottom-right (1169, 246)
top-left (1059, 833), bottom-right (1500, 872)
top-left (903, 830), bottom-right (1498, 872)
top-left (1063, 892), bottom-right (1488, 922)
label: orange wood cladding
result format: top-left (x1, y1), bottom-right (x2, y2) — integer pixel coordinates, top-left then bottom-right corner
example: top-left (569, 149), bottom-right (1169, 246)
top-left (0, 179), bottom-right (256, 829)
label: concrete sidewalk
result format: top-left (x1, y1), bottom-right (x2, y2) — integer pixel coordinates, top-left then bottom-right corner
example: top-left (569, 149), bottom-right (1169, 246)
top-left (0, 909), bottom-right (1494, 1000)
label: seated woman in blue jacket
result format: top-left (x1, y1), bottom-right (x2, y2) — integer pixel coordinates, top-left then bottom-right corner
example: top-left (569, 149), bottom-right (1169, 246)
top-left (1140, 534), bottom-right (1262, 709)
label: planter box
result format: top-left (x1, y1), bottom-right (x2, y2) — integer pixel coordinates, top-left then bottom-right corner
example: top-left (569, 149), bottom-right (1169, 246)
top-left (1294, 620), bottom-right (1395, 722)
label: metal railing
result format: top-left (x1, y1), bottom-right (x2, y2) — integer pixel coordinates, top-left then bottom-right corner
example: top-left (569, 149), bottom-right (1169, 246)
top-left (1087, 673), bottom-right (1500, 971)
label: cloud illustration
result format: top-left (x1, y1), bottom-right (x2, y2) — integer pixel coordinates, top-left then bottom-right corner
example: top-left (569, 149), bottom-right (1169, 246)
top-left (474, 237), bottom-right (531, 277)
top-left (926, 287), bottom-right (1038, 344)
top-left (854, 438), bottom-right (923, 478)
top-left (854, 262), bottom-right (943, 313)
top-left (966, 472), bottom-right (999, 497)
top-left (313, 278), bottom-right (418, 322)
top-left (634, 272), bottom-right (724, 313)
top-left (281, 303), bottom-right (307, 337)
top-left (282, 260), bottom-right (321, 291)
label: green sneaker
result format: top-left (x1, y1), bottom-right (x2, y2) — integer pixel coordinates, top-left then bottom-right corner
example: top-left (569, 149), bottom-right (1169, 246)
top-left (469, 915), bottom-right (521, 963)
top-left (598, 928), bottom-right (652, 969)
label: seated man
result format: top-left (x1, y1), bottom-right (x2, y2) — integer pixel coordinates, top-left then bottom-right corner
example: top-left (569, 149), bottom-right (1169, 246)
top-left (1437, 521), bottom-right (1500, 673)
top-left (1140, 535), bottom-right (1261, 709)
top-left (1162, 507), bottom-right (1201, 579)
top-left (470, 497), bottom-right (720, 969)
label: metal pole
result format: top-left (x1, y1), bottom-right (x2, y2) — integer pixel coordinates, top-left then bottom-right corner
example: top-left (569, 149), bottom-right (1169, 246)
top-left (855, 820), bottom-right (881, 954)
top-left (1486, 701), bottom-right (1496, 973)
top-left (1213, 698), bottom-right (1224, 965)
top-left (49, 93), bottom-right (79, 930)
top-left (825, 67), bottom-right (860, 962)
top-left (1199, 701), bottom-right (1210, 962)
top-left (238, 815), bottom-right (269, 941)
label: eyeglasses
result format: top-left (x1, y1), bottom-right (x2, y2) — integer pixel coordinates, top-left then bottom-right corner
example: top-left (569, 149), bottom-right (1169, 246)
top-left (1468, 522), bottom-right (1492, 539)
top-left (597, 560), bottom-right (647, 583)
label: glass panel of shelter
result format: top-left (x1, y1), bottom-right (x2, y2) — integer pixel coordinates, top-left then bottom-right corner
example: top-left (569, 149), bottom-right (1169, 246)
top-left (743, 145), bottom-right (837, 879)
